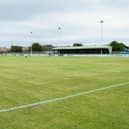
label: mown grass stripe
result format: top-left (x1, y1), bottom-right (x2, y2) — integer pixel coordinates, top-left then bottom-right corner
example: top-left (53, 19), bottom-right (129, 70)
top-left (0, 81), bottom-right (129, 113)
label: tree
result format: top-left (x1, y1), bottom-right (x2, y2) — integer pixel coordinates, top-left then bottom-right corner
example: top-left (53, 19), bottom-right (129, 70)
top-left (73, 43), bottom-right (83, 47)
top-left (42, 45), bottom-right (54, 51)
top-left (32, 43), bottom-right (42, 51)
top-left (10, 45), bottom-right (22, 52)
top-left (110, 41), bottom-right (126, 51)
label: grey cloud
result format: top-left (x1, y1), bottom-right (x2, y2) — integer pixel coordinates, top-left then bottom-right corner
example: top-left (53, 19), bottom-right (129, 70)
top-left (0, 0), bottom-right (129, 46)
top-left (0, 0), bottom-right (119, 21)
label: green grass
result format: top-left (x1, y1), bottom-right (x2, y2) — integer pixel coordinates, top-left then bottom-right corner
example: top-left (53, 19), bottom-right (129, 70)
top-left (0, 56), bottom-right (129, 129)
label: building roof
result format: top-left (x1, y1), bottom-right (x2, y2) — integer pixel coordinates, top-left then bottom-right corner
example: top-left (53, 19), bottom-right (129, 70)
top-left (0, 47), bottom-right (10, 52)
top-left (53, 45), bottom-right (112, 50)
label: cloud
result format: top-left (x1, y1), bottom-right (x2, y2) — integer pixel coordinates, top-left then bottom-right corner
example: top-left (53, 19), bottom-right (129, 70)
top-left (0, 0), bottom-right (128, 21)
top-left (0, 0), bottom-right (129, 46)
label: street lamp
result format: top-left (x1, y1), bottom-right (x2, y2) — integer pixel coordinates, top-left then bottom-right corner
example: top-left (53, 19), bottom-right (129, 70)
top-left (100, 20), bottom-right (104, 55)
top-left (58, 26), bottom-right (62, 43)
top-left (100, 20), bottom-right (104, 43)
top-left (30, 32), bottom-right (33, 56)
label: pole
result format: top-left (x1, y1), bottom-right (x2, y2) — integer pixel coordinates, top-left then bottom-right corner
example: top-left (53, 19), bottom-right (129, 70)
top-left (58, 26), bottom-right (61, 56)
top-left (30, 32), bottom-right (32, 56)
top-left (58, 26), bottom-right (61, 42)
top-left (100, 20), bottom-right (104, 55)
top-left (100, 20), bottom-right (104, 43)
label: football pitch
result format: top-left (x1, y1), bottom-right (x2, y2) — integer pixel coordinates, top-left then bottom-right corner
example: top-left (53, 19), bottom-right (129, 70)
top-left (0, 56), bottom-right (129, 129)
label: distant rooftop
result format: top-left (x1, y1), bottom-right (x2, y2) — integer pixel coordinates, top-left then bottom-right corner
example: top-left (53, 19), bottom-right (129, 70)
top-left (53, 44), bottom-right (112, 50)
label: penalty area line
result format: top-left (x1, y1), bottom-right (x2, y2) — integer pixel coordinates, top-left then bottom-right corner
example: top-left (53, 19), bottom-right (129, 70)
top-left (0, 81), bottom-right (129, 113)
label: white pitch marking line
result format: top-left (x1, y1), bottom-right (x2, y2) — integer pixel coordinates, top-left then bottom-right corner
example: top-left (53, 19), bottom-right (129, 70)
top-left (0, 81), bottom-right (129, 113)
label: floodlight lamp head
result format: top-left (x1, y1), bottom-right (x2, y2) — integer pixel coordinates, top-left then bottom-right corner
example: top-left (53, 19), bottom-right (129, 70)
top-left (58, 27), bottom-right (61, 30)
top-left (100, 20), bottom-right (104, 23)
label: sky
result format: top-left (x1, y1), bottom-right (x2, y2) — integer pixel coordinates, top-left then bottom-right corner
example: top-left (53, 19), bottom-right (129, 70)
top-left (0, 0), bottom-right (129, 47)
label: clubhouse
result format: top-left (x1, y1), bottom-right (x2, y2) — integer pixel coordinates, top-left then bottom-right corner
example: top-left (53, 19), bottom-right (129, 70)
top-left (53, 45), bottom-right (112, 55)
